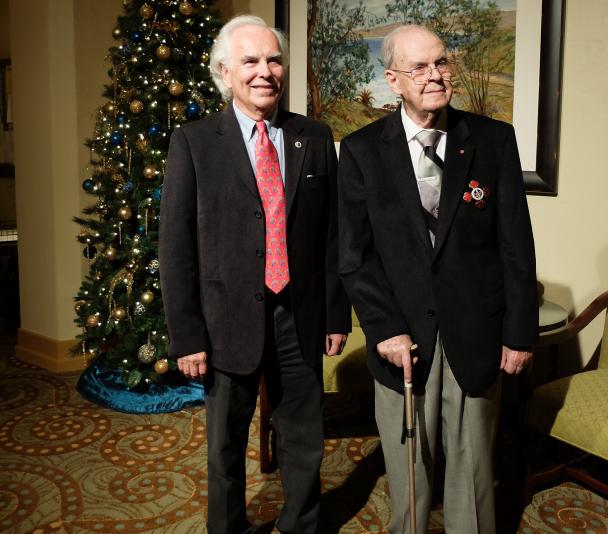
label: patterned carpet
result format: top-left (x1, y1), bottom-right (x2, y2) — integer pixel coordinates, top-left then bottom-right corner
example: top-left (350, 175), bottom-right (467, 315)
top-left (1, 336), bottom-right (607, 534)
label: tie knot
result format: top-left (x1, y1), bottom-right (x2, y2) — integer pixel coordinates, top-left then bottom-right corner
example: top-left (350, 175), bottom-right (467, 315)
top-left (255, 120), bottom-right (268, 135)
top-left (415, 129), bottom-right (441, 148)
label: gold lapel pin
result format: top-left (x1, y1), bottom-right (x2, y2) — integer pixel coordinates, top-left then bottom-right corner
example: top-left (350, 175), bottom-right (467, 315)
top-left (295, 141), bottom-right (302, 148)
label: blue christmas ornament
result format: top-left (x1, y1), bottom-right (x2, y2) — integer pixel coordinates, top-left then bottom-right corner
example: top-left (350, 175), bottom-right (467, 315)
top-left (121, 44), bottom-right (131, 56)
top-left (152, 186), bottom-right (162, 201)
top-left (110, 131), bottom-right (123, 146)
top-left (117, 114), bottom-right (127, 125)
top-left (131, 31), bottom-right (143, 43)
top-left (82, 179), bottom-right (95, 192)
top-left (123, 181), bottom-right (134, 193)
top-left (148, 123), bottom-right (162, 135)
top-left (186, 102), bottom-right (200, 119)
top-left (137, 225), bottom-right (146, 234)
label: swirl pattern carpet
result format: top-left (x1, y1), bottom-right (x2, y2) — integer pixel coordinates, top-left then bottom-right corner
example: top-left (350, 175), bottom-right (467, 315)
top-left (1, 336), bottom-right (606, 533)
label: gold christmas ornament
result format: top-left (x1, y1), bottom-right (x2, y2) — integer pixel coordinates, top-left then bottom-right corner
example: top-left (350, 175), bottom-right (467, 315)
top-left (154, 359), bottom-right (169, 374)
top-left (112, 27), bottom-right (122, 39)
top-left (130, 99), bottom-right (144, 114)
top-left (104, 101), bottom-right (115, 114)
top-left (74, 300), bottom-right (86, 314)
top-left (200, 52), bottom-right (209, 63)
top-left (118, 206), bottom-right (132, 220)
top-left (143, 165), bottom-right (157, 179)
top-left (170, 102), bottom-right (186, 121)
top-left (105, 246), bottom-right (117, 260)
top-left (178, 1), bottom-right (193, 15)
top-left (141, 290), bottom-right (154, 304)
top-left (139, 3), bottom-right (154, 19)
top-left (136, 138), bottom-right (149, 152)
top-left (86, 314), bottom-right (101, 328)
top-left (112, 307), bottom-right (127, 320)
top-left (156, 45), bottom-right (171, 60)
top-left (138, 342), bottom-right (156, 363)
top-left (168, 81), bottom-right (184, 96)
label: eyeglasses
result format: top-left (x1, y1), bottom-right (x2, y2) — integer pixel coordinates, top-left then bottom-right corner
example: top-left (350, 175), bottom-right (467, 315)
top-left (389, 60), bottom-right (453, 85)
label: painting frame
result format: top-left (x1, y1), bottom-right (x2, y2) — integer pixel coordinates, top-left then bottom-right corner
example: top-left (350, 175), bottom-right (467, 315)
top-left (275, 0), bottom-right (565, 196)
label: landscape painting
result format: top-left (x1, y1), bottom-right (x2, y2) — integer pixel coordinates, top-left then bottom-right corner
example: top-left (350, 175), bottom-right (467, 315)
top-left (307, 0), bottom-right (517, 141)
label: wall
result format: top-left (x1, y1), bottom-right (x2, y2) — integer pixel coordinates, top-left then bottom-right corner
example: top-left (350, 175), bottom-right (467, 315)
top-left (528, 0), bottom-right (608, 369)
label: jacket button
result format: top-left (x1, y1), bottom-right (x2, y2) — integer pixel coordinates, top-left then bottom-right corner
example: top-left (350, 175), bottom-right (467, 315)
top-left (426, 308), bottom-right (436, 318)
top-left (256, 249), bottom-right (265, 258)
top-left (254, 210), bottom-right (262, 219)
top-left (255, 292), bottom-right (264, 302)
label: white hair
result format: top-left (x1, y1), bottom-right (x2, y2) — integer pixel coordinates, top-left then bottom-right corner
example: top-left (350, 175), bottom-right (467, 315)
top-left (381, 24), bottom-right (443, 69)
top-left (210, 15), bottom-right (289, 101)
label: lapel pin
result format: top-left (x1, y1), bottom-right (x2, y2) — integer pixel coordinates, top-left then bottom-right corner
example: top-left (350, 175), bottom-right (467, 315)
top-left (295, 141), bottom-right (302, 148)
top-left (459, 149), bottom-right (465, 154)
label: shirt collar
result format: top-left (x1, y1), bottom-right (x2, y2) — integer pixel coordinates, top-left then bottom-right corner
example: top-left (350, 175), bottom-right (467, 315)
top-left (233, 101), bottom-right (279, 142)
top-left (400, 105), bottom-right (446, 143)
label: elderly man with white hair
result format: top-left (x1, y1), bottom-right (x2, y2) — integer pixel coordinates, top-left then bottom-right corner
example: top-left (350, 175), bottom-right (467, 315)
top-left (159, 14), bottom-right (350, 534)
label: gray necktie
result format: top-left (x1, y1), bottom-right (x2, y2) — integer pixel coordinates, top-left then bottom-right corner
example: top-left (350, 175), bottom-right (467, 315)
top-left (415, 130), bottom-right (443, 244)
top-left (415, 130), bottom-right (443, 216)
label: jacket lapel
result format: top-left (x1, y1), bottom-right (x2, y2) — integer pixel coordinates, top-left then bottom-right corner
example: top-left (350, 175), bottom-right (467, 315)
top-left (433, 108), bottom-right (473, 259)
top-left (279, 111), bottom-right (308, 217)
top-left (216, 107), bottom-right (260, 200)
top-left (379, 109), bottom-right (433, 254)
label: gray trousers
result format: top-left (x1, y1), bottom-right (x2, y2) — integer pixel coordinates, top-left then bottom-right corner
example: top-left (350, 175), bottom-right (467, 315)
top-left (375, 338), bottom-right (500, 534)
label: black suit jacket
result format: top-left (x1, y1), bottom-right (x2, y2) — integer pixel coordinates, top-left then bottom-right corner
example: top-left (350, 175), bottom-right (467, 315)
top-left (338, 106), bottom-right (538, 395)
top-left (159, 106), bottom-right (351, 374)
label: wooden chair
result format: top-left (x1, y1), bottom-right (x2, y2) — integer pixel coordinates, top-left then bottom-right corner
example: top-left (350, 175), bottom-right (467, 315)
top-left (525, 290), bottom-right (608, 498)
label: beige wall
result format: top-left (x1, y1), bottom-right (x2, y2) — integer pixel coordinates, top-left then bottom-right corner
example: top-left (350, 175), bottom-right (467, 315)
top-left (74, 0), bottom-right (124, 231)
top-left (215, 0), bottom-right (274, 24)
top-left (528, 0), bottom-right (608, 368)
top-left (10, 0), bottom-right (82, 340)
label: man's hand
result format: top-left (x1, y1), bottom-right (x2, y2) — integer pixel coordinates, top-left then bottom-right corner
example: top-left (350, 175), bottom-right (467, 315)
top-left (325, 334), bottom-right (348, 356)
top-left (177, 351), bottom-right (208, 379)
top-left (377, 334), bottom-right (418, 383)
top-left (500, 346), bottom-right (533, 375)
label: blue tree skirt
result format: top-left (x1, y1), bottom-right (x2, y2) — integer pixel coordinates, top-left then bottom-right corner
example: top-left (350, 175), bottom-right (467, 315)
top-left (76, 359), bottom-right (205, 414)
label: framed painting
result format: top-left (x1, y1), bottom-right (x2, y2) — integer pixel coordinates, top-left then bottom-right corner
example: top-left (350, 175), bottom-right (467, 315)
top-left (276, 0), bottom-right (564, 195)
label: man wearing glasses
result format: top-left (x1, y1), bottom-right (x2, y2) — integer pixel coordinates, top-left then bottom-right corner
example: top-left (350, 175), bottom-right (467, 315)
top-left (337, 25), bottom-right (537, 533)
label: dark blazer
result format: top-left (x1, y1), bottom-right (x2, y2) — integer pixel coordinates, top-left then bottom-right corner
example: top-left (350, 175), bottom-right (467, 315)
top-left (338, 106), bottom-right (538, 395)
top-left (159, 106), bottom-right (351, 375)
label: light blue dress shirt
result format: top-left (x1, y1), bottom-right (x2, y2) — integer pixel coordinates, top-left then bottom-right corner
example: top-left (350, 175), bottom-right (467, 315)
top-left (233, 101), bottom-right (285, 184)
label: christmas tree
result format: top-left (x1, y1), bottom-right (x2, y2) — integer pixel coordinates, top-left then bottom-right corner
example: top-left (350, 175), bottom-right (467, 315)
top-left (73, 0), bottom-right (222, 393)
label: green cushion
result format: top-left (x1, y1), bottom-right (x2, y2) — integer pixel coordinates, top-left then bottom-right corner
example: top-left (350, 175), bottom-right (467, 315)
top-left (527, 369), bottom-right (608, 460)
top-left (323, 327), bottom-right (372, 393)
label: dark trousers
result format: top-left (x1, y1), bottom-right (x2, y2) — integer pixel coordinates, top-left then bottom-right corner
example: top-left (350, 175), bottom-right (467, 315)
top-left (205, 290), bottom-right (324, 534)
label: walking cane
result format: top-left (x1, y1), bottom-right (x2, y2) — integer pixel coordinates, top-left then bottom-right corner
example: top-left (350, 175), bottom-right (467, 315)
top-left (402, 343), bottom-right (418, 534)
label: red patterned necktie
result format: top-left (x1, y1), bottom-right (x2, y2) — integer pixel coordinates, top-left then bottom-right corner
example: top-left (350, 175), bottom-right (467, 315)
top-left (254, 120), bottom-right (290, 294)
